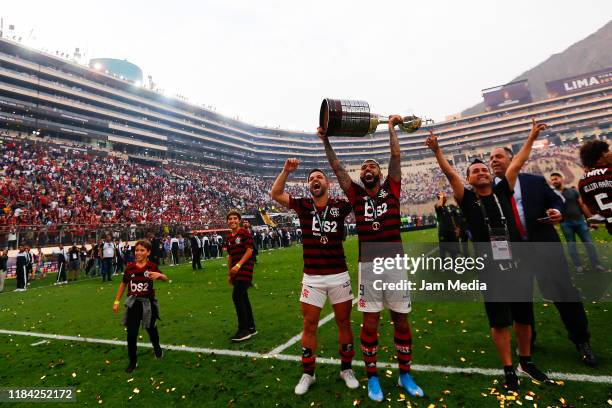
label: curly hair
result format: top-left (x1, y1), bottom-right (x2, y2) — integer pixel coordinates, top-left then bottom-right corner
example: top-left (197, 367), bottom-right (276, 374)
top-left (579, 140), bottom-right (609, 168)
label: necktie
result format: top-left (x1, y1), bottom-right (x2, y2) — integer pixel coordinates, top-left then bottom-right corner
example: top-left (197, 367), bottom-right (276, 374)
top-left (510, 196), bottom-right (527, 238)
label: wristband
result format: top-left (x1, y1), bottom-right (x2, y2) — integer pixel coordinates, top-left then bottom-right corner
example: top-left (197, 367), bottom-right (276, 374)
top-left (113, 300), bottom-right (120, 305)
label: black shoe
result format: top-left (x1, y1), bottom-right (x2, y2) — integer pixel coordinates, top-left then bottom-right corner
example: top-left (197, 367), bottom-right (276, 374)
top-left (125, 361), bottom-right (137, 373)
top-left (154, 345), bottom-right (164, 359)
top-left (517, 362), bottom-right (550, 382)
top-left (231, 330), bottom-right (252, 343)
top-left (503, 369), bottom-right (519, 392)
top-left (577, 342), bottom-right (597, 367)
top-left (248, 327), bottom-right (258, 337)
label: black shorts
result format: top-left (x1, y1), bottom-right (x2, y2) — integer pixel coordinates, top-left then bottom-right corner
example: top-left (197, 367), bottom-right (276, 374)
top-left (484, 301), bottom-right (533, 328)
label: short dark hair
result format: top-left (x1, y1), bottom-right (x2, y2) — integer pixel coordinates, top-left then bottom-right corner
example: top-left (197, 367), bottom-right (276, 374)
top-left (226, 209), bottom-right (242, 221)
top-left (580, 140), bottom-right (609, 168)
top-left (466, 159), bottom-right (486, 177)
top-left (550, 172), bottom-right (563, 178)
top-left (307, 168), bottom-right (327, 181)
top-left (134, 240), bottom-right (152, 252)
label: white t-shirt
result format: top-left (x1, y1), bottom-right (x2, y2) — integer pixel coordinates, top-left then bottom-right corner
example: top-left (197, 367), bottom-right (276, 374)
top-left (102, 242), bottom-right (115, 258)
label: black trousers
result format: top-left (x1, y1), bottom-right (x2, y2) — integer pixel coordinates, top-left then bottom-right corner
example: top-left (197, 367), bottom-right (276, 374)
top-left (56, 260), bottom-right (67, 282)
top-left (232, 280), bottom-right (255, 331)
top-left (192, 250), bottom-right (202, 270)
top-left (524, 244), bottom-right (590, 345)
top-left (16, 265), bottom-right (27, 289)
top-left (171, 247), bottom-right (179, 264)
top-left (126, 301), bottom-right (160, 363)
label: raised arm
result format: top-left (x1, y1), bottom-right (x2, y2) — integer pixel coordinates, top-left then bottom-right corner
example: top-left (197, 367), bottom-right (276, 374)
top-left (270, 158), bottom-right (299, 208)
top-left (426, 131), bottom-right (465, 203)
top-left (505, 118), bottom-right (547, 190)
top-left (317, 127), bottom-right (353, 193)
top-left (388, 115), bottom-right (403, 183)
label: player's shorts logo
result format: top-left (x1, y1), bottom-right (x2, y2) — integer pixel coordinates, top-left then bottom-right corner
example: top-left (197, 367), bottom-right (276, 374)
top-left (302, 287), bottom-right (310, 298)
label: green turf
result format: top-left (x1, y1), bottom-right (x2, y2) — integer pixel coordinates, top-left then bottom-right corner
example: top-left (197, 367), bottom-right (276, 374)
top-left (1, 228), bottom-right (611, 407)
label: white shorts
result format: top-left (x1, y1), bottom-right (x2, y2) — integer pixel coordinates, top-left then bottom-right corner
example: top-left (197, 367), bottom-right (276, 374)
top-left (358, 262), bottom-right (412, 314)
top-left (300, 272), bottom-right (353, 309)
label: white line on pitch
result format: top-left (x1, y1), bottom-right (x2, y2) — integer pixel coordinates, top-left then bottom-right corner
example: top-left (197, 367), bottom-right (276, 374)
top-left (267, 246), bottom-right (438, 356)
top-left (1, 329), bottom-right (610, 385)
top-left (266, 298), bottom-right (359, 356)
top-left (0, 276), bottom-right (100, 296)
top-left (30, 340), bottom-right (48, 346)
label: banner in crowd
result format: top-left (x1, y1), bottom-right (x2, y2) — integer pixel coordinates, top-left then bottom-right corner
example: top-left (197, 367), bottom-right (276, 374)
top-left (545, 67), bottom-right (612, 97)
top-left (6, 261), bottom-right (58, 279)
top-left (482, 80), bottom-right (533, 111)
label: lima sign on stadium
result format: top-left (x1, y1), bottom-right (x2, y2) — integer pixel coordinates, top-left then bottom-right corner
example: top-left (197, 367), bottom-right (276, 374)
top-left (546, 67), bottom-right (612, 97)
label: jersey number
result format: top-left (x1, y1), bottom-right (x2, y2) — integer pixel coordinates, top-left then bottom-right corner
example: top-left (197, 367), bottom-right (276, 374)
top-left (594, 192), bottom-right (612, 211)
top-left (312, 218), bottom-right (338, 233)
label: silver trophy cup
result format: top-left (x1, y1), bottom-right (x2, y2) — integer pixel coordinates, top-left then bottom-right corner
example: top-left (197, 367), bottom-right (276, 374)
top-left (320, 98), bottom-right (425, 137)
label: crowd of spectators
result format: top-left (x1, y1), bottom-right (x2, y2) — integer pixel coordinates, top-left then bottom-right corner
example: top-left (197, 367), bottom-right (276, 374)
top-left (1, 139), bottom-right (582, 246)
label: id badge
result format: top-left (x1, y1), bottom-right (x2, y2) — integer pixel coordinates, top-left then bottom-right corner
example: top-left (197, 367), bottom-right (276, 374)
top-left (490, 236), bottom-right (512, 260)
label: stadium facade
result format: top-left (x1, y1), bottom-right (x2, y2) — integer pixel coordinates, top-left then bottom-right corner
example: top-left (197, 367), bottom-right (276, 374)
top-left (0, 37), bottom-right (610, 177)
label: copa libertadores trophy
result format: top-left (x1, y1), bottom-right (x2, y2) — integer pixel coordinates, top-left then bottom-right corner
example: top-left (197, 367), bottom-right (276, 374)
top-left (320, 98), bottom-right (427, 137)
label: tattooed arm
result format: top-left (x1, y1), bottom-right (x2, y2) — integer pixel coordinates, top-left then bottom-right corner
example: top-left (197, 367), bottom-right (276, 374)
top-left (317, 127), bottom-right (353, 193)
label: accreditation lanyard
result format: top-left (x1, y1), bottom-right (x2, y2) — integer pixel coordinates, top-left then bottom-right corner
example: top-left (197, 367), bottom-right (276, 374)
top-left (312, 200), bottom-right (330, 244)
top-left (476, 193), bottom-right (512, 261)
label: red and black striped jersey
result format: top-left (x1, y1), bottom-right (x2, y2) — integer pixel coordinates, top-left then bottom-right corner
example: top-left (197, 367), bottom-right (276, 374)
top-left (289, 196), bottom-right (352, 275)
top-left (123, 260), bottom-right (159, 298)
top-left (347, 176), bottom-right (403, 261)
top-left (578, 167), bottom-right (612, 233)
top-left (226, 228), bottom-right (255, 282)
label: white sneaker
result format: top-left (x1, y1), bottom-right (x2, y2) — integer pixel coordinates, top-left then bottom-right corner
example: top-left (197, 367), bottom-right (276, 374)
top-left (340, 369), bottom-right (359, 389)
top-left (294, 373), bottom-right (316, 395)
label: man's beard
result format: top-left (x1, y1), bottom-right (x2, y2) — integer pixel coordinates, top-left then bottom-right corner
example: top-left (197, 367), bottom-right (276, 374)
top-left (310, 182), bottom-right (326, 198)
top-left (361, 173), bottom-right (380, 189)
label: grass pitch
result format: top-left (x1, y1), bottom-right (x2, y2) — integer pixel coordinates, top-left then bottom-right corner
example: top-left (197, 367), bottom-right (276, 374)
top-left (1, 228), bottom-right (611, 407)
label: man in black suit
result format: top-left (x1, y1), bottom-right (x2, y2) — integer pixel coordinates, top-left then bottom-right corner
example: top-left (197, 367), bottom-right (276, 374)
top-left (189, 233), bottom-right (203, 270)
top-left (490, 146), bottom-right (597, 366)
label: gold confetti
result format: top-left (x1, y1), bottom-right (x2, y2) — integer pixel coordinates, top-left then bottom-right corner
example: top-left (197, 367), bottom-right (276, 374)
top-left (133, 388), bottom-right (140, 394)
top-left (40, 375), bottom-right (46, 380)
top-left (460, 357), bottom-right (466, 362)
top-left (127, 378), bottom-right (134, 382)
top-left (525, 395), bottom-right (534, 401)
top-left (98, 400), bottom-right (103, 404)
top-left (353, 400), bottom-right (361, 406)
top-left (427, 320), bottom-right (433, 324)
top-left (425, 345), bottom-right (431, 350)
top-left (559, 397), bottom-right (567, 405)
top-left (71, 372), bottom-right (77, 378)
top-left (481, 393), bottom-right (488, 397)
top-left (104, 360), bottom-right (111, 365)
top-left (442, 390), bottom-right (451, 395)
top-left (607, 399), bottom-right (612, 406)
top-left (555, 380), bottom-right (565, 386)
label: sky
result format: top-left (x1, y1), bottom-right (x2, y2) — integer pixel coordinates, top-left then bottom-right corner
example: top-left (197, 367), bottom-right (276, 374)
top-left (1, 1), bottom-right (611, 131)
